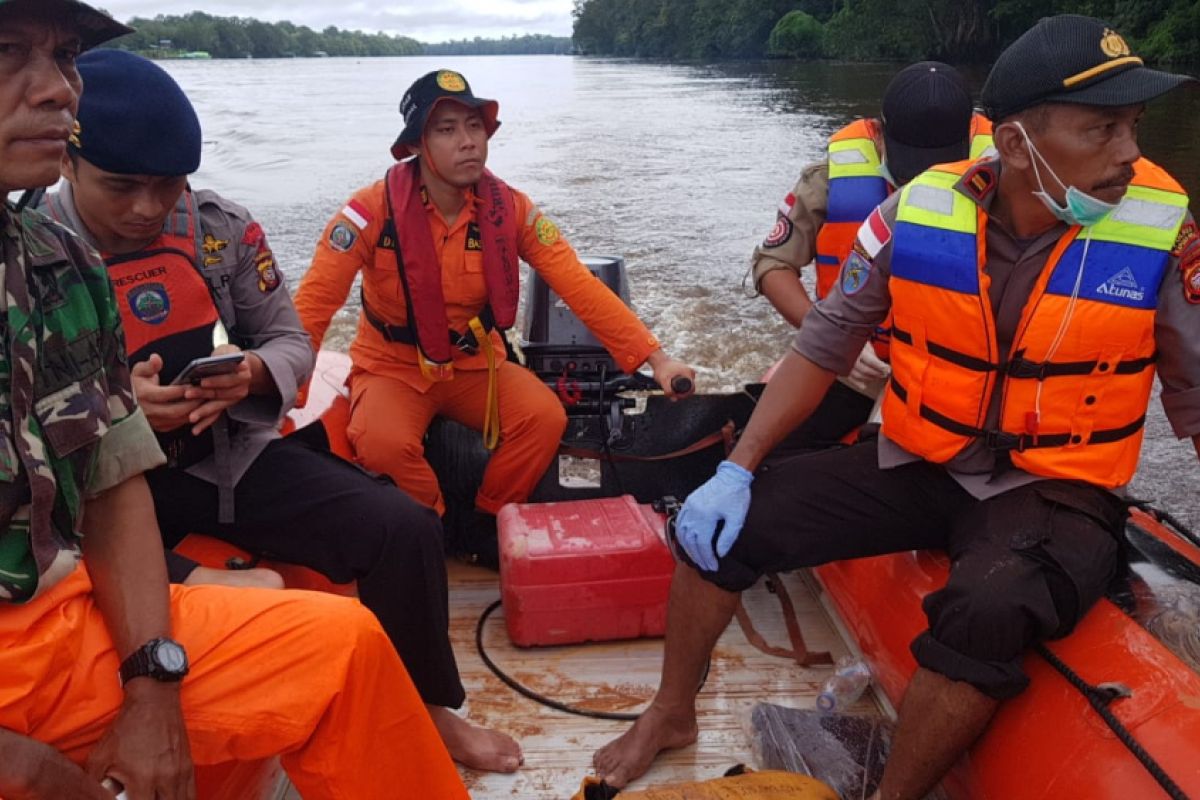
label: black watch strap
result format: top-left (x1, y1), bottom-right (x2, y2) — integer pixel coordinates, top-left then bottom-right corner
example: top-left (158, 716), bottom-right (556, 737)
top-left (118, 637), bottom-right (189, 685)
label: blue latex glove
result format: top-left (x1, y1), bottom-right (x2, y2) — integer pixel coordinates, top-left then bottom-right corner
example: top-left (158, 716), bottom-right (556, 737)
top-left (675, 460), bottom-right (754, 571)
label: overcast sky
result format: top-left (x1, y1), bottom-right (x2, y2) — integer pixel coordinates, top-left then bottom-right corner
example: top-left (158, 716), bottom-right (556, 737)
top-left (101, 1), bottom-right (576, 43)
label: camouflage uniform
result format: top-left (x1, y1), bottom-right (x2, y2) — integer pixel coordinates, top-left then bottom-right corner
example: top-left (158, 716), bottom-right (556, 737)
top-left (0, 204), bottom-right (164, 602)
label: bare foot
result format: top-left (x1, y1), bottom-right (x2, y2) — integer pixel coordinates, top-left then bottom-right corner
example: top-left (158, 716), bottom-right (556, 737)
top-left (184, 566), bottom-right (285, 590)
top-left (427, 705), bottom-right (523, 773)
top-left (593, 703), bottom-right (698, 789)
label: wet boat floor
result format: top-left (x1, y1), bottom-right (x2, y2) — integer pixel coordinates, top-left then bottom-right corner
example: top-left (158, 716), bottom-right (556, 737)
top-left (456, 563), bottom-right (875, 797)
top-left (280, 562), bottom-right (879, 798)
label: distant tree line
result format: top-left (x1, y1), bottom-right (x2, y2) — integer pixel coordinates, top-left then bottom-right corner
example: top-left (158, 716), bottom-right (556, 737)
top-left (424, 34), bottom-right (573, 55)
top-left (572, 0), bottom-right (1200, 64)
top-left (107, 12), bottom-right (570, 59)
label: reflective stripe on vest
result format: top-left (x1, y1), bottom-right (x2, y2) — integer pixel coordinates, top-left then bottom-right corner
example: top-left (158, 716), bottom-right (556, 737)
top-left (814, 114), bottom-right (994, 301)
top-left (882, 157), bottom-right (1188, 487)
top-left (377, 160), bottom-right (519, 374)
top-left (968, 115), bottom-right (995, 160)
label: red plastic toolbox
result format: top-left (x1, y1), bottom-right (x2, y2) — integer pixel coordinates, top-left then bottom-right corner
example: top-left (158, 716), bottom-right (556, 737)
top-left (498, 495), bottom-right (675, 647)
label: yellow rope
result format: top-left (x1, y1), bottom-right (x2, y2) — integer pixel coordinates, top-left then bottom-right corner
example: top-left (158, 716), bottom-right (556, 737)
top-left (471, 317), bottom-right (501, 451)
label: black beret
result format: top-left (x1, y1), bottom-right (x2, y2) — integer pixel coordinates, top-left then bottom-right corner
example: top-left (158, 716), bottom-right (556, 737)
top-left (73, 50), bottom-right (201, 176)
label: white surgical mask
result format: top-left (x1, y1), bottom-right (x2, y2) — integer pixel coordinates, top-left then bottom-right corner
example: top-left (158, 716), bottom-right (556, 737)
top-left (1014, 121), bottom-right (1119, 228)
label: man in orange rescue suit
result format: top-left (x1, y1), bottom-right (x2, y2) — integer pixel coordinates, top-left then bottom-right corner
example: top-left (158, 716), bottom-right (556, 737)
top-left (295, 69), bottom-right (695, 562)
top-left (44, 50), bottom-right (521, 774)
top-left (748, 61), bottom-right (993, 449)
top-left (596, 15), bottom-right (1200, 798)
top-left (0, 3), bottom-right (466, 799)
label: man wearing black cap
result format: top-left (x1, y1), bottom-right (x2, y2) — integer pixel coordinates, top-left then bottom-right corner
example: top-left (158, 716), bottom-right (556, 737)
top-left (295, 70), bottom-right (695, 565)
top-left (0, 4), bottom-right (468, 800)
top-left (597, 16), bottom-right (1200, 798)
top-left (746, 61), bottom-right (992, 450)
top-left (43, 49), bottom-right (507, 777)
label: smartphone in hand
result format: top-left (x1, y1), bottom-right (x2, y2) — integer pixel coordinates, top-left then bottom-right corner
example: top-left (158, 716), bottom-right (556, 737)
top-left (169, 352), bottom-right (246, 386)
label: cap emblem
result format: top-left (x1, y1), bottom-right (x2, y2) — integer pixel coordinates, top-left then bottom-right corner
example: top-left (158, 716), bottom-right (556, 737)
top-left (1100, 29), bottom-right (1131, 58)
top-left (68, 120), bottom-right (82, 148)
top-left (436, 70), bottom-right (467, 92)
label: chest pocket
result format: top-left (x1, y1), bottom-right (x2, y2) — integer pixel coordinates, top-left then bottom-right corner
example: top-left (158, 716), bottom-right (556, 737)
top-left (33, 333), bottom-right (110, 458)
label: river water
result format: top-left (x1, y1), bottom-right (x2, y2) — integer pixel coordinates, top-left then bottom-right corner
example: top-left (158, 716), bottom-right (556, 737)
top-left (160, 55), bottom-right (1200, 524)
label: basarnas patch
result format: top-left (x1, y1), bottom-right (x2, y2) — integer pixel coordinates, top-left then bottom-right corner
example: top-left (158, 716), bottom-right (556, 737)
top-left (841, 251), bottom-right (872, 296)
top-left (129, 283), bottom-right (170, 324)
top-left (763, 213), bottom-right (793, 248)
top-left (535, 215), bottom-right (560, 246)
top-left (329, 222), bottom-right (358, 253)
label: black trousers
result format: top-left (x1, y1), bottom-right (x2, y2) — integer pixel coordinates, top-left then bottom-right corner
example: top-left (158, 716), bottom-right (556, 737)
top-left (770, 380), bottom-right (876, 457)
top-left (686, 439), bottom-right (1126, 699)
top-left (150, 434), bottom-right (466, 708)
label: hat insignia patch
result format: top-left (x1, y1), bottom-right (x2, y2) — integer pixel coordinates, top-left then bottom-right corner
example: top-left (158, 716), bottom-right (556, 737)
top-left (1100, 29), bottom-right (1131, 58)
top-left (68, 121), bottom-right (81, 149)
top-left (437, 70), bottom-right (467, 92)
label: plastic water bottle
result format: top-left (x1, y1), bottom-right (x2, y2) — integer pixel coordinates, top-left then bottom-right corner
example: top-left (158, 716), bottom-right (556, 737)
top-left (817, 656), bottom-right (872, 713)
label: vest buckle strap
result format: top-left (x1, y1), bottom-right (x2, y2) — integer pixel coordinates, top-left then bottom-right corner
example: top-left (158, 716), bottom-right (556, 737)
top-left (985, 430), bottom-right (1027, 452)
top-left (450, 328), bottom-right (480, 355)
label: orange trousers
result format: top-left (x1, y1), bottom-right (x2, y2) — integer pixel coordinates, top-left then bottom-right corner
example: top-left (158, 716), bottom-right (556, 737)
top-left (0, 567), bottom-right (468, 800)
top-left (349, 362), bottom-right (568, 515)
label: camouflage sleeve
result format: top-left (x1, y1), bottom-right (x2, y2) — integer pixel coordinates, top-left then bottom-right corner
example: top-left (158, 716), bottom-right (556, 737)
top-left (792, 194), bottom-right (897, 375)
top-left (748, 163), bottom-right (828, 294)
top-left (1156, 214), bottom-right (1200, 438)
top-left (50, 227), bottom-right (166, 497)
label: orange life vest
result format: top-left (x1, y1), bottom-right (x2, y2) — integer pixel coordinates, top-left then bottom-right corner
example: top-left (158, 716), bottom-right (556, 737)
top-left (882, 158), bottom-right (1188, 488)
top-left (365, 160), bottom-right (519, 378)
top-left (813, 115), bottom-right (994, 360)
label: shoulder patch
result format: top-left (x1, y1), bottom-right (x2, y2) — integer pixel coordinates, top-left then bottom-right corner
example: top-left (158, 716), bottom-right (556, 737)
top-left (341, 199), bottom-right (372, 231)
top-left (1181, 245), bottom-right (1200, 304)
top-left (855, 207), bottom-right (891, 258)
top-left (778, 192), bottom-right (796, 216)
top-left (256, 251), bottom-right (281, 293)
top-left (763, 213), bottom-right (794, 248)
top-left (328, 222), bottom-right (358, 253)
top-left (535, 215), bottom-right (560, 246)
top-left (1172, 221), bottom-right (1199, 258)
top-left (962, 163), bottom-right (997, 201)
top-left (241, 221), bottom-right (265, 248)
top-left (841, 251), bottom-right (872, 296)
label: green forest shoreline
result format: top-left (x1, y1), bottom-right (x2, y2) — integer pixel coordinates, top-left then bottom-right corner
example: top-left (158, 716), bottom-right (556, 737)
top-left (103, 4), bottom-right (1200, 66)
top-left (570, 1), bottom-right (1200, 65)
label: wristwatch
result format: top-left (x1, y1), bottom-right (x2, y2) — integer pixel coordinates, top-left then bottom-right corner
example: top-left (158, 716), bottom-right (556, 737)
top-left (118, 637), bottom-right (189, 686)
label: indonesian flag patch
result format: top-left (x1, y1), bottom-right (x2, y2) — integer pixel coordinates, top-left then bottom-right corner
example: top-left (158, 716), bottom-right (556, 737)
top-left (341, 199), bottom-right (372, 230)
top-left (778, 192), bottom-right (796, 216)
top-left (855, 207), bottom-right (892, 258)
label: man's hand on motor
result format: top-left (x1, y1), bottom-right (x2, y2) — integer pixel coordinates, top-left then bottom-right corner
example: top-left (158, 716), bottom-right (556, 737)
top-left (86, 682), bottom-right (194, 800)
top-left (646, 350), bottom-right (697, 400)
top-left (130, 355), bottom-right (203, 434)
top-left (181, 345), bottom-right (256, 435)
top-left (675, 460), bottom-right (754, 571)
top-left (843, 342), bottom-right (890, 396)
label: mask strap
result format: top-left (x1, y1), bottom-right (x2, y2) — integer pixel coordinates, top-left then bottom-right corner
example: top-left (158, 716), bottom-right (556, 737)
top-left (1015, 121), bottom-right (1069, 198)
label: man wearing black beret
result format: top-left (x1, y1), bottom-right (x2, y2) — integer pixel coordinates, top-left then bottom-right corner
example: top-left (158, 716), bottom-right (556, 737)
top-left (598, 15), bottom-right (1200, 799)
top-left (44, 50), bottom-right (508, 776)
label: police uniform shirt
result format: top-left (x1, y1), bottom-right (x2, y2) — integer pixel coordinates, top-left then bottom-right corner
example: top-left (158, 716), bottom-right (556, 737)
top-left (47, 183), bottom-right (314, 487)
top-left (793, 157), bottom-right (1200, 498)
top-left (748, 161), bottom-right (831, 293)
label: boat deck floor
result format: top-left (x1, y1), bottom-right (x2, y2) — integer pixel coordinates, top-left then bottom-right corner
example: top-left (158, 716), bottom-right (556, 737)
top-left (450, 562), bottom-right (878, 798)
top-left (281, 561), bottom-right (879, 798)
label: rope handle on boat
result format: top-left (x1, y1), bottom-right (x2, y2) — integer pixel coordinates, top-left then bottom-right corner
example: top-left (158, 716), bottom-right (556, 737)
top-left (475, 598), bottom-right (710, 722)
top-left (1035, 643), bottom-right (1191, 800)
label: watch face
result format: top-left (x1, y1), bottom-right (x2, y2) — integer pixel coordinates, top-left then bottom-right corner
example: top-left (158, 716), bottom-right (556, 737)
top-left (153, 640), bottom-right (188, 674)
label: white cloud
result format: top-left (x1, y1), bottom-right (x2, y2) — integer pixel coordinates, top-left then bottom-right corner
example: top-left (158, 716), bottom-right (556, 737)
top-left (100, 1), bottom-right (575, 42)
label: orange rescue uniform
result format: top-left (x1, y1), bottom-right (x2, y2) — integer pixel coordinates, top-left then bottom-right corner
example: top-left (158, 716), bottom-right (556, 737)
top-left (297, 178), bottom-right (661, 515)
top-left (0, 566), bottom-right (468, 800)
